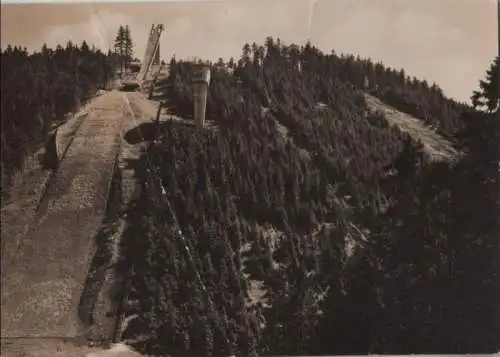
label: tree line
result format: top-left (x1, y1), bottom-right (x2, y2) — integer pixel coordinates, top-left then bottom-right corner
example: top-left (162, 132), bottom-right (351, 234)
top-left (1, 41), bottom-right (115, 201)
top-left (114, 24), bottom-right (135, 73)
top-left (1, 25), bottom-right (135, 201)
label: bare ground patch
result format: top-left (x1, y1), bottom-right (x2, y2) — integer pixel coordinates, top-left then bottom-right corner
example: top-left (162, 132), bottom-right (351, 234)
top-left (239, 224), bottom-right (283, 309)
top-left (267, 111), bottom-right (312, 161)
top-left (0, 338), bottom-right (102, 357)
top-left (364, 93), bottom-right (459, 162)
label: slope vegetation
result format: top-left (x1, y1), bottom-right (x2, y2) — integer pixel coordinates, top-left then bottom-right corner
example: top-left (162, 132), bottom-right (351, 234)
top-left (118, 39), bottom-right (499, 356)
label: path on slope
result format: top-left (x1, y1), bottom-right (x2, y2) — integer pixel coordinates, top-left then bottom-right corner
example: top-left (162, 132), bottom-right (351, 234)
top-left (364, 93), bottom-right (459, 161)
top-left (1, 90), bottom-right (125, 340)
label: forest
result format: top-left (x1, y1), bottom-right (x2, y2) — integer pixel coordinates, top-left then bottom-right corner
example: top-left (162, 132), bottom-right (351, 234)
top-left (0, 41), bottom-right (115, 200)
top-left (1, 34), bottom-right (498, 356)
top-left (120, 39), bottom-right (499, 356)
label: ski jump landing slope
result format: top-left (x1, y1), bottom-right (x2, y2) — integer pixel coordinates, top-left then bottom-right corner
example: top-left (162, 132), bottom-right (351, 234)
top-left (1, 90), bottom-right (125, 339)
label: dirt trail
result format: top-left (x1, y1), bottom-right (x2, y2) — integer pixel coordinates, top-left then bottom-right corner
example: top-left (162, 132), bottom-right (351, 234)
top-left (1, 91), bottom-right (125, 343)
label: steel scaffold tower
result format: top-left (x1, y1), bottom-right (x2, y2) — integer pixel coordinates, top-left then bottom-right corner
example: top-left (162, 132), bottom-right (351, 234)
top-left (137, 24), bottom-right (164, 85)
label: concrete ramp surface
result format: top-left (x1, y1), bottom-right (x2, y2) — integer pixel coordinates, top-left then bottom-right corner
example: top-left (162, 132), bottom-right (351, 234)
top-left (1, 91), bottom-right (126, 339)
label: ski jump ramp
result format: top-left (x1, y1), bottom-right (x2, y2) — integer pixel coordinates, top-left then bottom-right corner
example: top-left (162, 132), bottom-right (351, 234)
top-left (1, 90), bottom-right (125, 339)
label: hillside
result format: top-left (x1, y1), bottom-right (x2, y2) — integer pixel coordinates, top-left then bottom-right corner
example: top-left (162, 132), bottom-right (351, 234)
top-left (0, 37), bottom-right (498, 357)
top-left (117, 40), bottom-right (499, 356)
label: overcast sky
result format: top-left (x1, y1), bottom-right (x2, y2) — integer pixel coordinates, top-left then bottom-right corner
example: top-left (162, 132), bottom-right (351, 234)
top-left (1, 0), bottom-right (497, 103)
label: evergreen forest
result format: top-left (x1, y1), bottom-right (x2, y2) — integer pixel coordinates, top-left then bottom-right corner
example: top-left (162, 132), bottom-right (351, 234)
top-left (1, 35), bottom-right (498, 356)
top-left (1, 41), bottom-right (115, 199)
top-left (122, 39), bottom-right (499, 356)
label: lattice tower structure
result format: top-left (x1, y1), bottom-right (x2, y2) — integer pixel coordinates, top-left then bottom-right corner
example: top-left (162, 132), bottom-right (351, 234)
top-left (137, 24), bottom-right (163, 84)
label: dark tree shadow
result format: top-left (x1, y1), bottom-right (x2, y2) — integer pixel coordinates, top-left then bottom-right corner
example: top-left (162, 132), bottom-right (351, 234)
top-left (41, 132), bottom-right (59, 170)
top-left (124, 122), bottom-right (159, 145)
top-left (161, 97), bottom-right (194, 121)
top-left (78, 163), bottom-right (122, 329)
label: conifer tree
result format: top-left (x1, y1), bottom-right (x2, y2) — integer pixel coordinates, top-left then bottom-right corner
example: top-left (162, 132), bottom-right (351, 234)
top-left (114, 25), bottom-right (125, 73)
top-left (113, 25), bottom-right (134, 74)
top-left (124, 25), bottom-right (134, 69)
top-left (471, 56), bottom-right (499, 114)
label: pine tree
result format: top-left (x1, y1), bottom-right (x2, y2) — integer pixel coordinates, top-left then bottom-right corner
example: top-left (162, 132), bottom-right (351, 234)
top-left (471, 56), bottom-right (499, 114)
top-left (112, 25), bottom-right (134, 74)
top-left (124, 25), bottom-right (134, 70)
top-left (114, 25), bottom-right (125, 74)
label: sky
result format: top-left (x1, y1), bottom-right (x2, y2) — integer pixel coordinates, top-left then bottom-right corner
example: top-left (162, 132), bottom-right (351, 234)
top-left (1, 0), bottom-right (497, 103)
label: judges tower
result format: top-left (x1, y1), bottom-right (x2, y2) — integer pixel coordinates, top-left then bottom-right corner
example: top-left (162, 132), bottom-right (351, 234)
top-left (191, 63), bottom-right (211, 128)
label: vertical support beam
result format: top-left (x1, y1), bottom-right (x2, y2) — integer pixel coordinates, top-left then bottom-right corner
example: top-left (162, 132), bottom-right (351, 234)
top-left (137, 28), bottom-right (154, 82)
top-left (192, 63), bottom-right (211, 128)
top-left (155, 101), bottom-right (163, 123)
top-left (146, 32), bottom-right (160, 76)
top-left (153, 42), bottom-right (160, 66)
